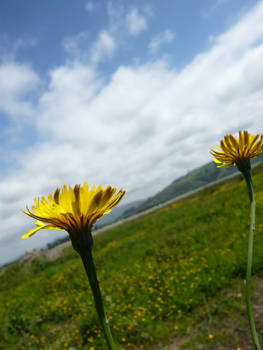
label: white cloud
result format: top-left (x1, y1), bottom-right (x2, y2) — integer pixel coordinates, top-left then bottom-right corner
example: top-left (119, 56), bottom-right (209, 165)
top-left (62, 31), bottom-right (90, 57)
top-left (12, 34), bottom-right (37, 52)
top-left (0, 62), bottom-right (39, 118)
top-left (142, 4), bottom-right (154, 19)
top-left (126, 8), bottom-right (147, 35)
top-left (2, 1), bottom-right (263, 263)
top-left (0, 33), bottom-right (37, 62)
top-left (90, 30), bottom-right (116, 64)
top-left (107, 0), bottom-right (125, 33)
top-left (203, 0), bottom-right (231, 18)
top-left (62, 30), bottom-right (116, 65)
top-left (148, 29), bottom-right (175, 54)
top-left (85, 1), bottom-right (94, 12)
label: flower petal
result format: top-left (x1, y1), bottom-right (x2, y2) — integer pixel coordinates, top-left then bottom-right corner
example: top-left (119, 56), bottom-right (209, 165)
top-left (21, 221), bottom-right (61, 239)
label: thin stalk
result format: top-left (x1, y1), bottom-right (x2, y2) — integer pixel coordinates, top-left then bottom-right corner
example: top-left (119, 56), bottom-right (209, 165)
top-left (79, 248), bottom-right (118, 350)
top-left (243, 170), bottom-right (261, 350)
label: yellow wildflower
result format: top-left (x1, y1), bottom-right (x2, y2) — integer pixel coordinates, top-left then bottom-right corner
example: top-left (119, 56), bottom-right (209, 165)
top-left (210, 130), bottom-right (263, 172)
top-left (22, 183), bottom-right (125, 244)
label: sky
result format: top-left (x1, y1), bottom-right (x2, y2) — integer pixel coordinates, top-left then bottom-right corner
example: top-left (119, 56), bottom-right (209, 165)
top-left (0, 0), bottom-right (263, 265)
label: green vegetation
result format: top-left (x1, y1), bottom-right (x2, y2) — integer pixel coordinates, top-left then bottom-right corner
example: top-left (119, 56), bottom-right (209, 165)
top-left (1, 164), bottom-right (263, 349)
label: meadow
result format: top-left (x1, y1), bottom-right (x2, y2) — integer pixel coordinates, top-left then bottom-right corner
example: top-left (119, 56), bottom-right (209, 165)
top-left (1, 165), bottom-right (263, 349)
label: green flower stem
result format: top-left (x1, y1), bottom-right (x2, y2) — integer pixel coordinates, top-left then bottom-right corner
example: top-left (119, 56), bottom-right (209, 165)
top-left (242, 170), bottom-right (261, 350)
top-left (79, 248), bottom-right (118, 350)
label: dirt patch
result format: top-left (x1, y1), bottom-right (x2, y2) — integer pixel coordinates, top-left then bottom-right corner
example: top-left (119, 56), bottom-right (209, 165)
top-left (152, 336), bottom-right (187, 350)
top-left (18, 243), bottom-right (69, 267)
top-left (18, 250), bottom-right (41, 266)
top-left (43, 246), bottom-right (67, 262)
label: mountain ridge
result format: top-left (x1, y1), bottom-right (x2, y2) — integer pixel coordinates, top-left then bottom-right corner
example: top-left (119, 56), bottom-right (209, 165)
top-left (122, 153), bottom-right (263, 218)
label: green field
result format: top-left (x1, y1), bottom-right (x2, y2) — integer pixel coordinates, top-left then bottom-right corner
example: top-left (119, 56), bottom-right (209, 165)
top-left (1, 165), bottom-right (263, 349)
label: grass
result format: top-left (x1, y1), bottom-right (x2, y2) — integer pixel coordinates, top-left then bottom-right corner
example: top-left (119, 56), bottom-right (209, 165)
top-left (1, 164), bottom-right (263, 349)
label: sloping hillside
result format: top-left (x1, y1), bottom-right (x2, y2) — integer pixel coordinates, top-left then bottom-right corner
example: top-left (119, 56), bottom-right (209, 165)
top-left (123, 154), bottom-right (263, 217)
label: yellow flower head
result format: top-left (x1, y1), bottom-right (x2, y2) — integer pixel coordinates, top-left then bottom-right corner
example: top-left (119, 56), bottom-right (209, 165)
top-left (210, 130), bottom-right (263, 172)
top-left (22, 183), bottom-right (125, 242)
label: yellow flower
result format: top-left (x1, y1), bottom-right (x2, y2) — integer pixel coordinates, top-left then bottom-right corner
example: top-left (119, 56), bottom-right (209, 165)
top-left (22, 183), bottom-right (125, 241)
top-left (210, 130), bottom-right (263, 171)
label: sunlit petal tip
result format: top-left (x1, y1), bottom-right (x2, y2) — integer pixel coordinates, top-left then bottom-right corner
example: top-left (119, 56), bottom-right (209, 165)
top-left (24, 206), bottom-right (34, 216)
top-left (213, 158), bottom-right (222, 164)
top-left (53, 188), bottom-right (60, 204)
top-left (21, 226), bottom-right (42, 239)
top-left (73, 184), bottom-right (80, 201)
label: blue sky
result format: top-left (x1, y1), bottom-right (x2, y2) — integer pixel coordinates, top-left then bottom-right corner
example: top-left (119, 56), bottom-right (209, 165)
top-left (0, 0), bottom-right (263, 265)
top-left (0, 0), bottom-right (258, 73)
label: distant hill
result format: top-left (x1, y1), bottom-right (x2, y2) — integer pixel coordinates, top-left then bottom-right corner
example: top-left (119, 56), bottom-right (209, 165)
top-left (122, 153), bottom-right (263, 218)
